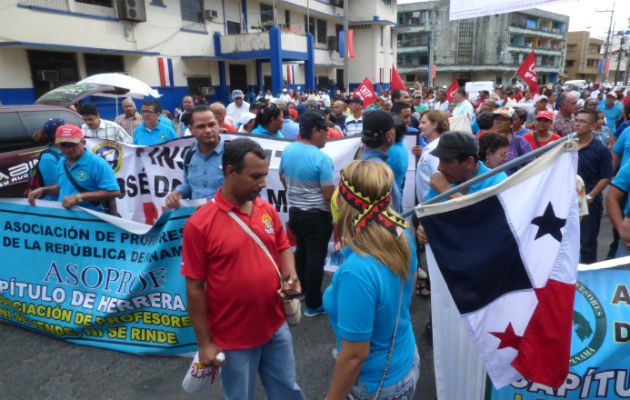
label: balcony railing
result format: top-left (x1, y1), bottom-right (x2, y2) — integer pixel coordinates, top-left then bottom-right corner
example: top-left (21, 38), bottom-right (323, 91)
top-left (18, 0), bottom-right (68, 10)
top-left (74, 1), bottom-right (118, 18)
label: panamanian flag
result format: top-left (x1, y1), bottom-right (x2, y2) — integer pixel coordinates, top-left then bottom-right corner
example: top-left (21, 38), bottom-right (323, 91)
top-left (158, 57), bottom-right (174, 87)
top-left (418, 141), bottom-right (579, 389)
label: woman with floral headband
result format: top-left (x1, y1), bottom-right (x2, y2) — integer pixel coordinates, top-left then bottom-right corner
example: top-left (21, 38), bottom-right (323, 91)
top-left (324, 160), bottom-right (419, 400)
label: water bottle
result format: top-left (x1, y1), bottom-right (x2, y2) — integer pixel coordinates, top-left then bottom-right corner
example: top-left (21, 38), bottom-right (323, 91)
top-left (181, 351), bottom-right (225, 394)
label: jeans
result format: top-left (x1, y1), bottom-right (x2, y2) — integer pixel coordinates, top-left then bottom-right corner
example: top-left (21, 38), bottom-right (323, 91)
top-left (288, 207), bottom-right (333, 310)
top-left (615, 239), bottom-right (630, 258)
top-left (220, 322), bottom-right (305, 400)
top-left (349, 348), bottom-right (420, 400)
top-left (580, 200), bottom-right (602, 264)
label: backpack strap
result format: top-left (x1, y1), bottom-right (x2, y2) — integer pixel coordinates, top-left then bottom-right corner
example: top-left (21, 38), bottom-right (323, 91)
top-left (40, 148), bottom-right (61, 161)
top-left (183, 145), bottom-right (196, 177)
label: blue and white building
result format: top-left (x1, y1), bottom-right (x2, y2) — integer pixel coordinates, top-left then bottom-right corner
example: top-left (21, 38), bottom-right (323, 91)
top-left (0, 0), bottom-right (398, 119)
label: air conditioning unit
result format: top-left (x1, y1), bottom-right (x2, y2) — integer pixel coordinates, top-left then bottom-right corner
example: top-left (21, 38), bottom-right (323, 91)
top-left (37, 70), bottom-right (58, 82)
top-left (204, 9), bottom-right (218, 21)
top-left (327, 36), bottom-right (338, 50)
top-left (201, 86), bottom-right (215, 96)
top-left (117, 0), bottom-right (147, 22)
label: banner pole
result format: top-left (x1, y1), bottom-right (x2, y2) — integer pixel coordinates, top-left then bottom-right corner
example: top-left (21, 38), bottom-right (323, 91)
top-left (400, 134), bottom-right (574, 218)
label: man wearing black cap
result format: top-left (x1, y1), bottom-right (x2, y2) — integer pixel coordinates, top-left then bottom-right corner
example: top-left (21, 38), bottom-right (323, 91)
top-left (416, 131), bottom-right (508, 243)
top-left (279, 110), bottom-right (335, 317)
top-left (360, 110), bottom-right (402, 213)
top-left (344, 97), bottom-right (364, 136)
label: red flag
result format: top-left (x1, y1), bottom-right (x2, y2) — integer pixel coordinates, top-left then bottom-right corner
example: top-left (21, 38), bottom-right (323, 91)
top-left (517, 51), bottom-right (539, 95)
top-left (348, 29), bottom-right (355, 58)
top-left (390, 65), bottom-right (406, 91)
top-left (432, 64), bottom-right (436, 79)
top-left (446, 80), bottom-right (459, 101)
top-left (352, 77), bottom-right (377, 108)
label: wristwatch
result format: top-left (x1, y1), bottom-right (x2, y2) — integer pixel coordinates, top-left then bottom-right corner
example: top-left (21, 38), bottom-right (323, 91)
top-left (585, 194), bottom-right (593, 203)
top-left (76, 193), bottom-right (83, 202)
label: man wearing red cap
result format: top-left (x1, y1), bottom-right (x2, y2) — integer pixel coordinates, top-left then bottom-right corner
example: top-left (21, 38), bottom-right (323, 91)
top-left (27, 125), bottom-right (120, 212)
top-left (522, 110), bottom-right (561, 150)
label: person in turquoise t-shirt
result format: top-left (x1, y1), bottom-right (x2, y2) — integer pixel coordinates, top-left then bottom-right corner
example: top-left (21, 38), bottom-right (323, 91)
top-left (606, 162), bottom-right (630, 258)
top-left (133, 100), bottom-right (178, 145)
top-left (251, 105), bottom-right (284, 138)
top-left (32, 118), bottom-right (65, 201)
top-left (324, 160), bottom-right (419, 399)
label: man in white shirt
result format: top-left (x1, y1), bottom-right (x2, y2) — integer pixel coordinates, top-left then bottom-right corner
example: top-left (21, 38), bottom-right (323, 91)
top-left (432, 89), bottom-right (449, 113)
top-left (415, 110), bottom-right (445, 202)
top-left (452, 88), bottom-right (474, 120)
top-left (80, 103), bottom-right (132, 144)
top-left (279, 88), bottom-right (292, 104)
top-left (226, 90), bottom-right (250, 123)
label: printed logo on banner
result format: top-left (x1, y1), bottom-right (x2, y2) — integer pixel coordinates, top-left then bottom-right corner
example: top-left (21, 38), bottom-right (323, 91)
top-left (262, 213), bottom-right (274, 234)
top-left (92, 141), bottom-right (124, 173)
top-left (570, 281), bottom-right (607, 366)
top-left (76, 170), bottom-right (88, 181)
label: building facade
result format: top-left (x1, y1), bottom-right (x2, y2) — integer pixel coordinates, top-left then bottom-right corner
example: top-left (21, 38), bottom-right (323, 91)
top-left (563, 31), bottom-right (603, 82)
top-left (0, 0), bottom-right (397, 119)
top-left (396, 0), bottom-right (569, 87)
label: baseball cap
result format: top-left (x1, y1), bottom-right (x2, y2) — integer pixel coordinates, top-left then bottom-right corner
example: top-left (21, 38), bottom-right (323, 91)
top-left (55, 124), bottom-right (83, 144)
top-left (362, 110), bottom-right (394, 137)
top-left (289, 108), bottom-right (298, 120)
top-left (282, 88), bottom-right (287, 92)
top-left (348, 96), bottom-right (363, 105)
top-left (535, 110), bottom-right (553, 121)
top-left (43, 118), bottom-right (66, 139)
top-left (237, 112), bottom-right (256, 127)
top-left (430, 131), bottom-right (479, 160)
top-left (412, 91), bottom-right (422, 98)
top-left (299, 110), bottom-right (328, 136)
top-left (535, 95), bottom-right (549, 103)
top-left (494, 106), bottom-right (514, 119)
top-left (606, 92), bottom-right (616, 98)
top-left (232, 89), bottom-right (244, 99)
top-left (250, 101), bottom-right (263, 111)
top-left (305, 98), bottom-right (319, 108)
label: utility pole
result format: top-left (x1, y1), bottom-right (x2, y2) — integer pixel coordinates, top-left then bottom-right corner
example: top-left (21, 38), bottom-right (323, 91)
top-left (596, 1), bottom-right (615, 83)
top-left (427, 8), bottom-right (435, 88)
top-left (343, 0), bottom-right (349, 93)
top-left (615, 34), bottom-right (625, 84)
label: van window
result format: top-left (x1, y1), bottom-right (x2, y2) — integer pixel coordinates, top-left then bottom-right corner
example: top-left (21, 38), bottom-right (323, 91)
top-left (0, 112), bottom-right (25, 140)
top-left (19, 110), bottom-right (83, 138)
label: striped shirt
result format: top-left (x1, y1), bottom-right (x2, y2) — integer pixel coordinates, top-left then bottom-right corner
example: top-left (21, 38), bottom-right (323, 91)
top-left (344, 115), bottom-right (363, 136)
top-left (115, 112), bottom-right (143, 136)
top-left (82, 119), bottom-right (133, 144)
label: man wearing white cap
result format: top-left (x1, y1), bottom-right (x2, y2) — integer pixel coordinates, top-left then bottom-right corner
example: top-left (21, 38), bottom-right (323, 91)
top-left (226, 89), bottom-right (250, 123)
top-left (279, 88), bottom-right (292, 104)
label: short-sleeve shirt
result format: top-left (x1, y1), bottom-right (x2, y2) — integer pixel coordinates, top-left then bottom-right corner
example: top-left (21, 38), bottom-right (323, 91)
top-left (522, 132), bottom-right (561, 150)
top-left (598, 104), bottom-right (623, 131)
top-left (174, 140), bottom-right (224, 200)
top-left (56, 150), bottom-right (120, 211)
top-left (360, 148), bottom-right (402, 213)
top-left (578, 136), bottom-right (613, 204)
top-left (344, 115), bottom-right (363, 136)
top-left (613, 126), bottom-right (630, 168)
top-left (611, 163), bottom-right (630, 215)
top-left (39, 145), bottom-right (62, 201)
top-left (551, 113), bottom-right (574, 137)
top-left (180, 189), bottom-right (288, 350)
top-left (280, 142), bottom-right (334, 211)
top-left (133, 121), bottom-right (177, 145)
top-left (425, 161), bottom-right (507, 202)
top-left (416, 137), bottom-right (440, 202)
top-left (323, 231), bottom-right (417, 393)
top-left (386, 140), bottom-right (409, 194)
top-left (281, 119), bottom-right (300, 140)
top-left (251, 125), bottom-right (284, 138)
top-left (452, 100), bottom-right (474, 120)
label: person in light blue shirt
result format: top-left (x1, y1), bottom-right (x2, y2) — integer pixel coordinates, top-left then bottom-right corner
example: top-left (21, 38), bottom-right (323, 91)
top-left (452, 87), bottom-right (475, 121)
top-left (280, 110), bottom-right (334, 317)
top-left (165, 106), bottom-right (224, 208)
top-left (28, 124), bottom-right (120, 213)
top-left (417, 131), bottom-right (507, 242)
top-left (612, 126), bottom-right (630, 171)
top-left (280, 104), bottom-right (299, 140)
top-left (598, 93), bottom-right (623, 133)
top-left (251, 104), bottom-right (284, 138)
top-left (323, 160), bottom-right (418, 399)
top-left (360, 111), bottom-right (402, 213)
top-left (606, 163), bottom-right (630, 257)
top-left (133, 100), bottom-right (178, 145)
top-left (33, 118), bottom-right (65, 201)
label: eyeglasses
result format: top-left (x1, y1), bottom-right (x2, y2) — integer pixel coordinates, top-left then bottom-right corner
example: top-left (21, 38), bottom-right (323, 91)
top-left (59, 142), bottom-right (80, 148)
top-left (140, 109), bottom-right (156, 114)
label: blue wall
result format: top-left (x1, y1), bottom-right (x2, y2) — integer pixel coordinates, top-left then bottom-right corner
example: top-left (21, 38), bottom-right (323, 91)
top-left (0, 88), bottom-right (37, 105)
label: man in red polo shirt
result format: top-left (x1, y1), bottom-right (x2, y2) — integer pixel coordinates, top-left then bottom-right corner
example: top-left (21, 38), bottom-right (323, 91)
top-left (181, 138), bottom-right (304, 399)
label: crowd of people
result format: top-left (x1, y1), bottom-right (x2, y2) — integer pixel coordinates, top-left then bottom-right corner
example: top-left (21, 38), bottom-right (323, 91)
top-left (22, 78), bottom-right (630, 399)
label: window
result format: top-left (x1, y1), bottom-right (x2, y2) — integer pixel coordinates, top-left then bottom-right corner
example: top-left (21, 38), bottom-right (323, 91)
top-left (456, 20), bottom-right (474, 65)
top-left (317, 19), bottom-right (327, 44)
top-left (565, 60), bottom-right (574, 67)
top-left (84, 54), bottom-right (124, 76)
top-left (285, 10), bottom-right (290, 27)
top-left (587, 59), bottom-right (598, 68)
top-left (75, 0), bottom-right (113, 6)
top-left (380, 26), bottom-right (384, 47)
top-left (260, 3), bottom-right (274, 24)
top-left (181, 0), bottom-right (203, 23)
top-left (187, 77), bottom-right (212, 97)
top-left (227, 21), bottom-right (241, 34)
top-left (304, 15), bottom-right (315, 35)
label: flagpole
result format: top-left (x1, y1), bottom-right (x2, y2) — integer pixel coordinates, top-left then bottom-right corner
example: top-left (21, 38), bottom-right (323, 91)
top-left (343, 0), bottom-right (349, 93)
top-left (400, 134), bottom-right (575, 218)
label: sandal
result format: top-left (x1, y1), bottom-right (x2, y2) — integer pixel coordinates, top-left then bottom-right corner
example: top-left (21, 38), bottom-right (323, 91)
top-left (416, 279), bottom-right (431, 297)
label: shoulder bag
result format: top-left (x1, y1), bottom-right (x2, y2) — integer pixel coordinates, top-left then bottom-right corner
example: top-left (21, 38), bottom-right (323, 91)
top-left (63, 163), bottom-right (119, 216)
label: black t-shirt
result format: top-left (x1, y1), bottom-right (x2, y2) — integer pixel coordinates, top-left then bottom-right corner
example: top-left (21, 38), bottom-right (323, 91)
top-left (577, 136), bottom-right (613, 202)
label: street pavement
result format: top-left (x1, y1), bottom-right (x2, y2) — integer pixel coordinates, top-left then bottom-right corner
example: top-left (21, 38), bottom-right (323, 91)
top-left (0, 217), bottom-right (614, 400)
